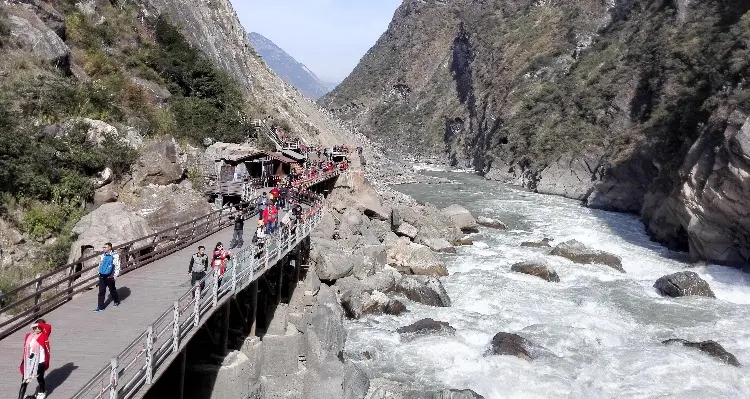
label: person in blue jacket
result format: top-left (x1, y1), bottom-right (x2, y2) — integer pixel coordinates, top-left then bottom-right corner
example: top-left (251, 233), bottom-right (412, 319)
top-left (94, 242), bottom-right (121, 312)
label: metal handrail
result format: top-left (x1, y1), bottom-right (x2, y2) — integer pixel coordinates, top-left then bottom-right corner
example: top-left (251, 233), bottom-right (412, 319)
top-left (73, 197), bottom-right (325, 399)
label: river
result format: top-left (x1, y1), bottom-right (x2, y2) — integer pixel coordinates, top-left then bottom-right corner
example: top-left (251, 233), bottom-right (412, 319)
top-left (344, 169), bottom-right (750, 398)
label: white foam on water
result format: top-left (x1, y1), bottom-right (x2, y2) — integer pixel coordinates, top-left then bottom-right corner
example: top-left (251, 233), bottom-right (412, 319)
top-left (345, 173), bottom-right (750, 398)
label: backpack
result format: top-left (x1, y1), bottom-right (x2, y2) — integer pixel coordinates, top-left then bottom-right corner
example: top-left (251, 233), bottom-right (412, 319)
top-left (99, 253), bottom-right (115, 276)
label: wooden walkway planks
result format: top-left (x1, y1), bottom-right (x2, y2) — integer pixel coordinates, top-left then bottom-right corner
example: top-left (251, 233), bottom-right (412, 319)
top-left (0, 223), bottom-right (249, 398)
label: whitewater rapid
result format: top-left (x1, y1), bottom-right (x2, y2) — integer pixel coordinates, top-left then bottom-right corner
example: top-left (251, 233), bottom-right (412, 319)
top-left (345, 171), bottom-right (750, 399)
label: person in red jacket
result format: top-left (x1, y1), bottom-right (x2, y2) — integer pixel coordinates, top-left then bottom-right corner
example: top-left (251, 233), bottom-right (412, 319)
top-left (19, 318), bottom-right (51, 399)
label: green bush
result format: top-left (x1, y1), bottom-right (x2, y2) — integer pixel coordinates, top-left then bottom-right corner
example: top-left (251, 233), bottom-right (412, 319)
top-left (22, 203), bottom-right (69, 239)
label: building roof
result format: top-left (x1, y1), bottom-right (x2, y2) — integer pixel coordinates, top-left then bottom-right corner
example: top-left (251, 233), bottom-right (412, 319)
top-left (267, 152), bottom-right (298, 164)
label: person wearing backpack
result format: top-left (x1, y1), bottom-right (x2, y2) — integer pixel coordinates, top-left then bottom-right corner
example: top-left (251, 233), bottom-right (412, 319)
top-left (94, 242), bottom-right (120, 312)
top-left (257, 192), bottom-right (267, 220)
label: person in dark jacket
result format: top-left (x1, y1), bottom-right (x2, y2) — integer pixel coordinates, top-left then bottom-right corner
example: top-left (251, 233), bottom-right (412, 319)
top-left (230, 209), bottom-right (245, 249)
top-left (188, 246), bottom-right (209, 289)
top-left (94, 242), bottom-right (120, 312)
top-left (19, 319), bottom-right (52, 399)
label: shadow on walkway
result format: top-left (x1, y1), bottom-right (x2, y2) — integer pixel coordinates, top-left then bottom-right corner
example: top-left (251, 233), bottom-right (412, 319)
top-left (104, 286), bottom-right (132, 308)
top-left (46, 362), bottom-right (78, 394)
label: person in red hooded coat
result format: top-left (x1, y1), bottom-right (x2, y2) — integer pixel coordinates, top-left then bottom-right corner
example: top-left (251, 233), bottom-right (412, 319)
top-left (19, 318), bottom-right (51, 399)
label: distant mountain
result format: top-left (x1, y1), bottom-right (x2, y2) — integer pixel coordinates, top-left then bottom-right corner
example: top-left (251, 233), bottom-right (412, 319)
top-left (323, 80), bottom-right (341, 92)
top-left (249, 32), bottom-right (330, 100)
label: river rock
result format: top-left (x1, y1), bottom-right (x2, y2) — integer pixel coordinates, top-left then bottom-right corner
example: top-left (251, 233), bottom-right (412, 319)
top-left (520, 238), bottom-right (553, 248)
top-left (391, 205), bottom-right (463, 246)
top-left (384, 299), bottom-right (407, 315)
top-left (662, 339), bottom-right (740, 366)
top-left (396, 318), bottom-right (455, 335)
top-left (67, 202), bottom-right (154, 265)
top-left (550, 240), bottom-right (624, 272)
top-left (454, 238), bottom-right (473, 246)
top-left (395, 275), bottom-right (451, 307)
top-left (653, 271), bottom-right (715, 298)
top-left (477, 216), bottom-right (506, 230)
top-left (511, 261), bottom-right (560, 282)
top-left (395, 222), bottom-right (418, 239)
top-left (441, 204), bottom-right (479, 233)
top-left (314, 251), bottom-right (361, 281)
top-left (388, 239), bottom-right (448, 277)
top-left (422, 237), bottom-right (456, 253)
top-left (368, 380), bottom-right (485, 399)
top-left (488, 332), bottom-right (533, 360)
top-left (306, 285), bottom-right (346, 366)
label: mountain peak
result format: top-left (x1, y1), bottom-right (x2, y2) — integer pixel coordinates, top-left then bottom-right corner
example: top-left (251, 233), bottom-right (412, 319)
top-left (249, 32), bottom-right (331, 100)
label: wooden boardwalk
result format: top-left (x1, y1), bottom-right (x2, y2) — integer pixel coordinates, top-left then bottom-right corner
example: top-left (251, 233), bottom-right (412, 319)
top-left (0, 222), bottom-right (253, 398)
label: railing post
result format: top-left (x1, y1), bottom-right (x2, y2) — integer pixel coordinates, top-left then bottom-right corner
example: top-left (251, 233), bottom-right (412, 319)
top-left (33, 273), bottom-right (42, 317)
top-left (172, 301), bottom-right (180, 353)
top-left (231, 258), bottom-right (237, 293)
top-left (67, 264), bottom-right (75, 297)
top-left (145, 325), bottom-right (154, 385)
top-left (212, 271), bottom-right (219, 308)
top-left (193, 285), bottom-right (201, 328)
top-left (109, 357), bottom-right (119, 399)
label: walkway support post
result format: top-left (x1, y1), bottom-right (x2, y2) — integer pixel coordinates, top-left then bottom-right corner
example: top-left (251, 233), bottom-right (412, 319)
top-left (212, 271), bottom-right (219, 308)
top-left (249, 281), bottom-right (259, 336)
top-left (109, 357), bottom-right (119, 399)
top-left (231, 258), bottom-right (237, 293)
top-left (193, 285), bottom-right (201, 328)
top-left (145, 325), bottom-right (154, 385)
top-left (172, 300), bottom-right (180, 353)
top-left (220, 301), bottom-right (230, 355)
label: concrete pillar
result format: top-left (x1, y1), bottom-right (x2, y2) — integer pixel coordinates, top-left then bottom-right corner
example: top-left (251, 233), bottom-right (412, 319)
top-left (249, 281), bottom-right (259, 336)
top-left (178, 348), bottom-right (187, 399)
top-left (277, 259), bottom-right (285, 305)
top-left (220, 301), bottom-right (230, 355)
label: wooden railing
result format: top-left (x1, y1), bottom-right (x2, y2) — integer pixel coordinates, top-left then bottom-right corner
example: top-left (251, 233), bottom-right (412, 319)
top-left (73, 200), bottom-right (325, 399)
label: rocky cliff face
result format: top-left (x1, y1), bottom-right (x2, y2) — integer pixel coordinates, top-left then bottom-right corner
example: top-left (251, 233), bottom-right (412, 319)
top-left (143, 0), bottom-right (350, 146)
top-left (249, 32), bottom-right (330, 100)
top-left (321, 0), bottom-right (750, 267)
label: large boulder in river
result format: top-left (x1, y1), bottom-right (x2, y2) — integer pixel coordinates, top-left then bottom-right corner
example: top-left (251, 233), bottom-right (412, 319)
top-left (395, 222), bottom-right (418, 239)
top-left (441, 205), bottom-right (479, 233)
top-left (488, 332), bottom-right (533, 360)
top-left (368, 380), bottom-right (485, 399)
top-left (477, 216), bottom-right (506, 230)
top-left (396, 275), bottom-right (451, 307)
top-left (511, 261), bottom-right (560, 282)
top-left (67, 203), bottom-right (154, 265)
top-left (396, 318), bottom-right (455, 336)
top-left (550, 240), bottom-right (624, 272)
top-left (520, 238), bottom-right (553, 248)
top-left (653, 271), bottom-right (715, 298)
top-left (391, 205), bottom-right (463, 245)
top-left (662, 339), bottom-right (740, 366)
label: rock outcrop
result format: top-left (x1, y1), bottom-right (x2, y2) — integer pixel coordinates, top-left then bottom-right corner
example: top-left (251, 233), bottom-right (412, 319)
top-left (132, 137), bottom-right (186, 187)
top-left (653, 271), bottom-right (716, 298)
top-left (67, 203), bottom-right (154, 264)
top-left (521, 238), bottom-right (553, 248)
top-left (550, 240), bottom-right (624, 272)
top-left (441, 205), bottom-right (478, 233)
top-left (488, 332), bottom-right (533, 361)
top-left (6, 6), bottom-right (70, 74)
top-left (395, 275), bottom-right (452, 307)
top-left (662, 339), bottom-right (740, 367)
top-left (511, 261), bottom-right (560, 282)
top-left (396, 318), bottom-right (456, 336)
top-left (476, 216), bottom-right (506, 230)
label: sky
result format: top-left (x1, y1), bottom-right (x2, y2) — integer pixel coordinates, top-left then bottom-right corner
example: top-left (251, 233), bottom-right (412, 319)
top-left (231, 0), bottom-right (402, 83)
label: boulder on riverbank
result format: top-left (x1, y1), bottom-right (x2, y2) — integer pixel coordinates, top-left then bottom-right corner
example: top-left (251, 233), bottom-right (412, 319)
top-left (395, 275), bottom-right (451, 307)
top-left (662, 339), bottom-right (740, 366)
top-left (654, 271), bottom-right (715, 298)
top-left (391, 205), bottom-right (464, 247)
top-left (340, 289), bottom-right (407, 319)
top-left (488, 332), bottom-right (533, 360)
top-left (477, 216), bottom-right (506, 230)
top-left (387, 238), bottom-right (449, 277)
top-left (441, 204), bottom-right (479, 233)
top-left (396, 318), bottom-right (456, 336)
top-left (511, 261), bottom-right (560, 282)
top-left (550, 240), bottom-right (624, 272)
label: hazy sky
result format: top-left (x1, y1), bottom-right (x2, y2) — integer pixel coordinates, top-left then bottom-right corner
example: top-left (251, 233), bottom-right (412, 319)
top-left (231, 0), bottom-right (402, 83)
